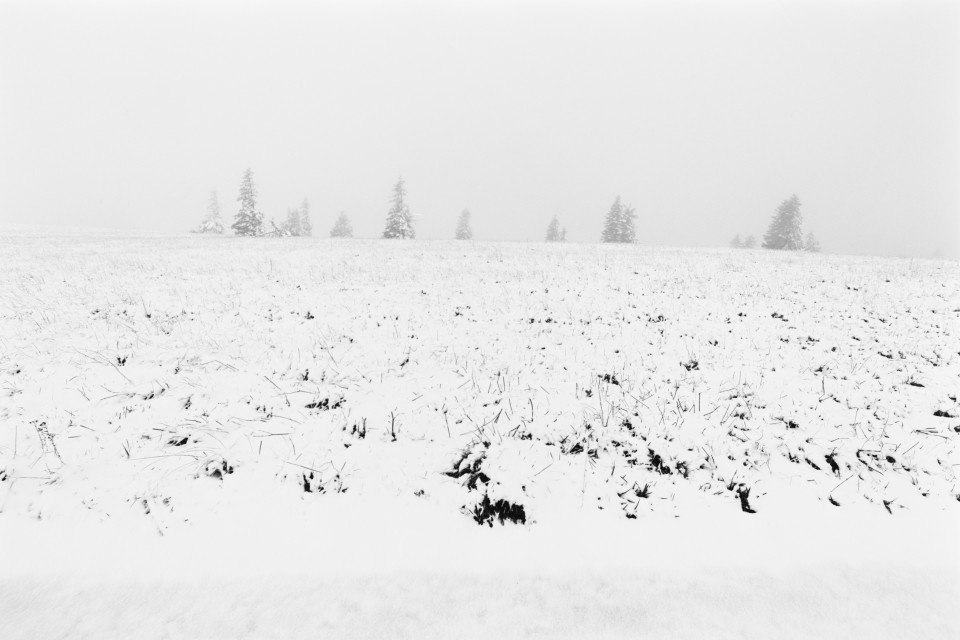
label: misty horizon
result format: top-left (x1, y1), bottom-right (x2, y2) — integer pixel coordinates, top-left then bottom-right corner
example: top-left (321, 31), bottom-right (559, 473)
top-left (1, 0), bottom-right (957, 258)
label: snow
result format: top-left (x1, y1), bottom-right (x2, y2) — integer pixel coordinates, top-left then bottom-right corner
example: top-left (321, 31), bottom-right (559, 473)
top-left (1, 230), bottom-right (958, 638)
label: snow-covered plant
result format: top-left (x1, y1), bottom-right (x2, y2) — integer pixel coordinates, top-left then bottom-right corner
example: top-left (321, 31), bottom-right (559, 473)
top-left (267, 219), bottom-right (291, 237)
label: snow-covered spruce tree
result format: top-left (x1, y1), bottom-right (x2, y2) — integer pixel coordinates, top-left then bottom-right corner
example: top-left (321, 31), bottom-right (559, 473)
top-left (455, 209), bottom-right (473, 240)
top-left (232, 168), bottom-right (264, 237)
top-left (600, 196), bottom-right (636, 243)
top-left (299, 198), bottom-right (312, 237)
top-left (730, 234), bottom-right (743, 248)
top-left (762, 194), bottom-right (803, 250)
top-left (743, 234), bottom-right (757, 248)
top-left (284, 206), bottom-right (302, 236)
top-left (545, 216), bottom-right (562, 242)
top-left (803, 231), bottom-right (821, 252)
top-left (195, 190), bottom-right (224, 234)
top-left (560, 227), bottom-right (568, 242)
top-left (382, 177), bottom-right (415, 239)
top-left (330, 212), bottom-right (353, 238)
top-left (601, 196), bottom-right (622, 243)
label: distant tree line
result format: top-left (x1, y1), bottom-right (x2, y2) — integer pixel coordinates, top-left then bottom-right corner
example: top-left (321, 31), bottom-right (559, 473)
top-left (194, 168), bottom-right (348, 238)
top-left (728, 234), bottom-right (756, 249)
top-left (195, 171), bottom-right (822, 252)
top-left (196, 170), bottom-right (634, 244)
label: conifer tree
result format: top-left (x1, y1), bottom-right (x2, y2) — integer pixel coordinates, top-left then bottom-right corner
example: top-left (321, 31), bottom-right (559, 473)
top-left (299, 198), bottom-right (312, 237)
top-left (762, 194), bottom-right (804, 250)
top-left (382, 177), bottom-right (415, 239)
top-left (330, 212), bottom-right (353, 238)
top-left (455, 209), bottom-right (473, 240)
top-left (545, 216), bottom-right (562, 242)
top-left (195, 190), bottom-right (224, 234)
top-left (284, 206), bottom-right (302, 236)
top-left (601, 196), bottom-right (636, 243)
top-left (730, 234), bottom-right (743, 248)
top-left (232, 168), bottom-right (264, 237)
top-left (803, 231), bottom-right (821, 252)
top-left (601, 197), bottom-right (620, 243)
top-left (743, 234), bottom-right (757, 248)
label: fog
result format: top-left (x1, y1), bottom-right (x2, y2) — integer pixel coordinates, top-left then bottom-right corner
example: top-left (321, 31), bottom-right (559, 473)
top-left (1, 0), bottom-right (957, 257)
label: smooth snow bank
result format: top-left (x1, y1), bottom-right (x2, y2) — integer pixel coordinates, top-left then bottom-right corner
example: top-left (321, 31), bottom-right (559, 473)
top-left (3, 495), bottom-right (958, 579)
top-left (2, 503), bottom-right (958, 639)
top-left (4, 567), bottom-right (956, 640)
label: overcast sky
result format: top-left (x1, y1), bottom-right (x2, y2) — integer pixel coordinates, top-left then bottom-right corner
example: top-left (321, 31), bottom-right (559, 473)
top-left (1, 0), bottom-right (957, 256)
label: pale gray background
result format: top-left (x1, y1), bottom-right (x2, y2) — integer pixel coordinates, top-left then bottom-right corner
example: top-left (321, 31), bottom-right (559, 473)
top-left (1, 0), bottom-right (957, 257)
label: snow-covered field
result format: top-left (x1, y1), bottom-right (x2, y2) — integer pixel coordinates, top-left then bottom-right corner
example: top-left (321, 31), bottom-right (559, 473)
top-left (2, 230), bottom-right (958, 638)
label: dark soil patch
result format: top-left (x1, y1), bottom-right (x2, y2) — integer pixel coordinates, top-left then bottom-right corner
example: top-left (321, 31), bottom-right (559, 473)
top-left (471, 494), bottom-right (527, 527)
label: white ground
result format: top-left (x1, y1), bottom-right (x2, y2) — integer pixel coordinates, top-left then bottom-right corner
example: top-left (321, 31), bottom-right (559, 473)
top-left (1, 230), bottom-right (958, 638)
